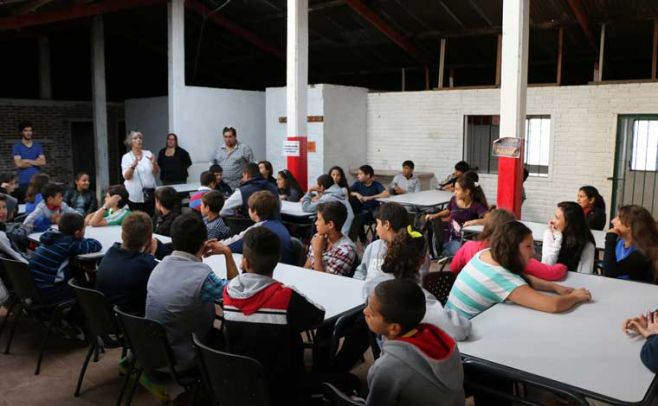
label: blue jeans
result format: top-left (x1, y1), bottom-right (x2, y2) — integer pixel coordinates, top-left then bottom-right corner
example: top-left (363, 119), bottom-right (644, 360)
top-left (442, 239), bottom-right (462, 257)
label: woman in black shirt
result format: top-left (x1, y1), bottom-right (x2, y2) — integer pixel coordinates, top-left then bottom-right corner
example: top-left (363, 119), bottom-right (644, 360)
top-left (157, 133), bottom-right (192, 185)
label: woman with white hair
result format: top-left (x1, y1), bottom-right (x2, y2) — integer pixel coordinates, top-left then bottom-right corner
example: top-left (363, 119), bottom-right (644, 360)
top-left (121, 130), bottom-right (159, 216)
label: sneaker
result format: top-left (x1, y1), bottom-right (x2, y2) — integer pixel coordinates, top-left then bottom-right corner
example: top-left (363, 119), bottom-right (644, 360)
top-left (139, 372), bottom-right (170, 402)
top-left (118, 357), bottom-right (131, 376)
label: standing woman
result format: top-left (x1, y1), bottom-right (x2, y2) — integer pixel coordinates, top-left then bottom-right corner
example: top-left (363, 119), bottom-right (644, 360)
top-left (157, 133), bottom-right (192, 185)
top-left (121, 131), bottom-right (159, 216)
top-left (577, 185), bottom-right (606, 230)
top-left (542, 201), bottom-right (596, 273)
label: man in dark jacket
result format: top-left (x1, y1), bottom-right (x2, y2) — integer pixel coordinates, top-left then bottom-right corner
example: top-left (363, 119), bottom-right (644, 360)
top-left (220, 162), bottom-right (279, 218)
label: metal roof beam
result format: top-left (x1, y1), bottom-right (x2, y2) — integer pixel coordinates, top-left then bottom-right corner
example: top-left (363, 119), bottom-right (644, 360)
top-left (566, 0), bottom-right (598, 53)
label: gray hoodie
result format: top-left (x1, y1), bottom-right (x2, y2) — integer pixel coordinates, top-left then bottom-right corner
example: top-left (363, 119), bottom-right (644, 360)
top-left (366, 324), bottom-right (465, 406)
top-left (301, 184), bottom-right (354, 235)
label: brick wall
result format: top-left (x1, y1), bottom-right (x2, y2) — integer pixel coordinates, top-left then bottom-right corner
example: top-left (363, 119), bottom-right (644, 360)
top-left (0, 99), bottom-right (124, 187)
top-left (366, 82), bottom-right (658, 222)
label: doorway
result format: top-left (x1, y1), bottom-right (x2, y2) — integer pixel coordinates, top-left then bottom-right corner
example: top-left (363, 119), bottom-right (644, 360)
top-left (70, 121), bottom-right (96, 190)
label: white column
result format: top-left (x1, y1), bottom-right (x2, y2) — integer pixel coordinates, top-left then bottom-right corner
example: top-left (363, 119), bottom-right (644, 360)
top-left (286, 0), bottom-right (308, 139)
top-left (438, 38), bottom-right (446, 88)
top-left (91, 15), bottom-right (109, 200)
top-left (168, 0), bottom-right (185, 134)
top-left (598, 23), bottom-right (605, 82)
top-left (39, 37), bottom-right (51, 99)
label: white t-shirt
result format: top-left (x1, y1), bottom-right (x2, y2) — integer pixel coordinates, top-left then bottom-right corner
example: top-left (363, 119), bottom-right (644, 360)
top-left (121, 150), bottom-right (157, 203)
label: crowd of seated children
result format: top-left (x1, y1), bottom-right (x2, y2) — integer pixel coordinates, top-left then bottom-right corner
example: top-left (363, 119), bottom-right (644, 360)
top-left (153, 186), bottom-right (180, 237)
top-left (221, 163), bottom-right (279, 218)
top-left (328, 166), bottom-right (350, 198)
top-left (578, 185), bottom-right (607, 230)
top-left (603, 204), bottom-right (658, 283)
top-left (24, 173), bottom-right (50, 215)
top-left (189, 171), bottom-right (216, 212)
top-left (542, 201), bottom-right (596, 273)
top-left (305, 201), bottom-right (357, 276)
top-left (145, 213), bottom-right (238, 368)
top-left (439, 160), bottom-right (470, 192)
top-left (451, 209), bottom-right (567, 280)
top-left (277, 169), bottom-right (303, 202)
top-left (95, 212), bottom-right (159, 316)
top-left (64, 172), bottom-right (98, 216)
top-left (363, 279), bottom-right (465, 406)
top-left (258, 160), bottom-right (276, 185)
top-left (446, 221), bottom-right (592, 320)
top-left (0, 172), bottom-right (19, 220)
top-left (223, 227), bottom-right (325, 406)
top-left (302, 174), bottom-right (354, 236)
top-left (209, 164), bottom-right (233, 198)
top-left (85, 185), bottom-right (131, 227)
top-left (200, 190), bottom-right (230, 240)
top-left (29, 212), bottom-right (101, 303)
top-left (23, 182), bottom-right (78, 232)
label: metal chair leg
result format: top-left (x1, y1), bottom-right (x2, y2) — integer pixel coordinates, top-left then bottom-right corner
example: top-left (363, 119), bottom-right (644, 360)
top-left (4, 305), bottom-right (22, 354)
top-left (125, 368), bottom-right (143, 406)
top-left (116, 359), bottom-right (135, 406)
top-left (0, 299), bottom-right (17, 339)
top-left (74, 341), bottom-right (97, 397)
top-left (35, 307), bottom-right (61, 375)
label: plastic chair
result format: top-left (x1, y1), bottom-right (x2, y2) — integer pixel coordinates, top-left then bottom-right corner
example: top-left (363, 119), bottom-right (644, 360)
top-left (224, 216), bottom-right (254, 237)
top-left (192, 334), bottom-right (270, 406)
top-left (68, 279), bottom-right (126, 397)
top-left (422, 271), bottom-right (457, 306)
top-left (1, 257), bottom-right (76, 375)
top-left (321, 382), bottom-right (364, 406)
top-left (113, 307), bottom-right (199, 406)
top-left (285, 237), bottom-right (306, 267)
top-left (0, 261), bottom-right (18, 342)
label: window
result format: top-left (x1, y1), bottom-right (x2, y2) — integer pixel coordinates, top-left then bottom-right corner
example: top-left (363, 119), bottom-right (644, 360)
top-left (463, 115), bottom-right (551, 177)
top-left (631, 120), bottom-right (658, 171)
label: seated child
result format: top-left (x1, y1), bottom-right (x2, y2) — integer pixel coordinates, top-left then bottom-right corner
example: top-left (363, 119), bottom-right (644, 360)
top-left (0, 172), bottom-right (19, 220)
top-left (24, 173), bottom-right (50, 214)
top-left (200, 190), bottom-right (230, 240)
top-left (96, 212), bottom-right (159, 316)
top-left (577, 185), bottom-right (606, 230)
top-left (85, 185), bottom-right (131, 227)
top-left (29, 212), bottom-right (102, 303)
top-left (189, 171), bottom-right (216, 212)
top-left (623, 311), bottom-right (658, 373)
top-left (23, 182), bottom-right (78, 232)
top-left (223, 226), bottom-right (325, 406)
top-left (349, 165), bottom-right (385, 213)
top-left (364, 279), bottom-right (465, 406)
top-left (302, 174), bottom-right (354, 236)
top-left (304, 201), bottom-right (357, 276)
top-left (209, 164), bottom-right (233, 198)
top-left (153, 186), bottom-right (180, 237)
top-left (439, 160), bottom-right (470, 191)
top-left (258, 160), bottom-right (277, 185)
top-left (146, 213), bottom-right (238, 367)
top-left (64, 172), bottom-right (98, 216)
top-left (542, 201), bottom-right (596, 273)
top-left (383, 160), bottom-right (421, 196)
top-left (276, 169), bottom-right (303, 202)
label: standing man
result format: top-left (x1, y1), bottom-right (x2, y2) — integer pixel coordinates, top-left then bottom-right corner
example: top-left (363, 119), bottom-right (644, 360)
top-left (12, 121), bottom-right (46, 202)
top-left (214, 126), bottom-right (254, 190)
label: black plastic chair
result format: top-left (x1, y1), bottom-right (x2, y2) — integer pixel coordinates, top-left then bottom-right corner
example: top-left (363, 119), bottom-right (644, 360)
top-left (285, 237), bottom-right (306, 267)
top-left (0, 261), bottom-right (18, 342)
top-left (321, 382), bottom-right (364, 406)
top-left (1, 257), bottom-right (76, 375)
top-left (422, 271), bottom-right (457, 306)
top-left (113, 306), bottom-right (199, 405)
top-left (68, 279), bottom-right (126, 397)
top-left (224, 216), bottom-right (255, 237)
top-left (192, 334), bottom-right (270, 406)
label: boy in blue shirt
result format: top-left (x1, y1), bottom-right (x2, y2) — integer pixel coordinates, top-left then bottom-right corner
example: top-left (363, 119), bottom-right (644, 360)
top-left (23, 183), bottom-right (78, 232)
top-left (349, 165), bottom-right (385, 242)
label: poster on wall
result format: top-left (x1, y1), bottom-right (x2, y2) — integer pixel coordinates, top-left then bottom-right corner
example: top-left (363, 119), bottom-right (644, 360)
top-left (283, 140), bottom-right (300, 157)
top-left (492, 137), bottom-right (522, 158)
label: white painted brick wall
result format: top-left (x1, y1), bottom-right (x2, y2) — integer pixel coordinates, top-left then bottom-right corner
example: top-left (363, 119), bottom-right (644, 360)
top-left (367, 82), bottom-right (658, 223)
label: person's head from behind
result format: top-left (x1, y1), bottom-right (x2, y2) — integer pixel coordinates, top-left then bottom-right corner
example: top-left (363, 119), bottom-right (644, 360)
top-left (242, 162), bottom-right (260, 182)
top-left (241, 227), bottom-right (281, 276)
top-left (200, 171), bottom-right (217, 189)
top-left (0, 172), bottom-right (18, 193)
top-left (121, 212), bottom-right (153, 252)
top-left (381, 226), bottom-right (427, 282)
top-left (42, 183), bottom-right (65, 207)
top-left (315, 201), bottom-right (347, 237)
top-left (489, 221), bottom-right (534, 275)
top-left (328, 166), bottom-right (348, 189)
top-left (316, 174), bottom-right (334, 193)
top-left (105, 185), bottom-right (129, 210)
top-left (454, 161), bottom-right (470, 177)
top-left (258, 161), bottom-right (274, 179)
top-left (364, 279), bottom-right (426, 339)
top-left (171, 213), bottom-right (207, 257)
top-left (74, 172), bottom-right (91, 192)
top-left (277, 169), bottom-right (301, 194)
top-left (209, 164), bottom-right (223, 184)
top-left (455, 174), bottom-right (488, 207)
top-left (402, 160), bottom-right (415, 178)
top-left (479, 209), bottom-right (516, 242)
top-left (357, 165), bottom-right (375, 183)
top-left (26, 173), bottom-right (50, 202)
top-left (59, 212), bottom-right (86, 239)
top-left (375, 202), bottom-right (411, 242)
top-left (155, 186), bottom-right (179, 214)
top-left (578, 186), bottom-right (605, 211)
top-left (0, 195), bottom-right (7, 223)
top-left (201, 191), bottom-right (224, 217)
top-left (248, 190), bottom-right (278, 222)
top-left (19, 121), bottom-right (33, 140)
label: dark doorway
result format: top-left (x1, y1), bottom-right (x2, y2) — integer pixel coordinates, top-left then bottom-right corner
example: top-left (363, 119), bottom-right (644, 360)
top-left (70, 121), bottom-right (96, 190)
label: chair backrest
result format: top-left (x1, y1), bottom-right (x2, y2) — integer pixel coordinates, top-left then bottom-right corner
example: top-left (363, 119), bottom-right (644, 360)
top-left (285, 237), bottom-right (306, 267)
top-left (422, 271), bottom-right (457, 306)
top-left (114, 306), bottom-right (177, 372)
top-left (192, 334), bottom-right (270, 406)
top-left (1, 257), bottom-right (40, 304)
top-left (224, 217), bottom-right (255, 237)
top-left (329, 308), bottom-right (366, 366)
top-left (68, 279), bottom-right (119, 338)
top-left (321, 382), bottom-right (362, 406)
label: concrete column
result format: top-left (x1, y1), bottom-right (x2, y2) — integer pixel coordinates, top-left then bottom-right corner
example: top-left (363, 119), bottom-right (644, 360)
top-left (168, 0), bottom-right (185, 134)
top-left (91, 15), bottom-right (109, 200)
top-left (496, 0), bottom-right (529, 217)
top-left (286, 0), bottom-right (309, 189)
top-left (39, 37), bottom-right (51, 99)
top-left (438, 38), bottom-right (446, 88)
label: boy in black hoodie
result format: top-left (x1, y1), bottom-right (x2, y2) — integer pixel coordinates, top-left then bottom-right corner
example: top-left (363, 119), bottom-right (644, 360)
top-left (222, 226), bottom-right (325, 405)
top-left (363, 279), bottom-right (464, 406)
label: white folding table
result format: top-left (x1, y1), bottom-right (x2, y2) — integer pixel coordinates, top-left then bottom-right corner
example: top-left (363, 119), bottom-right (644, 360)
top-left (377, 189), bottom-right (453, 211)
top-left (204, 253), bottom-right (365, 322)
top-left (280, 200), bottom-right (314, 219)
top-left (459, 272), bottom-right (658, 404)
top-left (162, 182), bottom-right (201, 194)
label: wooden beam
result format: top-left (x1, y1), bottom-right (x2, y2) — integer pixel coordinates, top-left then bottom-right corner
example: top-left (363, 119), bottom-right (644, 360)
top-left (467, 0), bottom-right (494, 27)
top-left (557, 27), bottom-right (564, 85)
top-left (12, 0), bottom-right (55, 16)
top-left (425, 66), bottom-right (430, 90)
top-left (437, 0), bottom-right (465, 29)
top-left (495, 33), bottom-right (502, 86)
top-left (438, 38), bottom-right (446, 88)
top-left (566, 0), bottom-right (598, 53)
top-left (598, 23), bottom-right (605, 82)
top-left (401, 68), bottom-right (406, 91)
top-left (652, 19), bottom-right (658, 80)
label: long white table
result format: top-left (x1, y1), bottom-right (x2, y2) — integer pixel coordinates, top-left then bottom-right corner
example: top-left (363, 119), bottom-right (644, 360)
top-left (162, 182), bottom-right (201, 194)
top-left (463, 220), bottom-right (606, 250)
top-left (204, 253), bottom-right (364, 322)
top-left (377, 189), bottom-right (453, 210)
top-left (281, 200), bottom-right (314, 218)
top-left (29, 226), bottom-right (172, 259)
top-left (458, 272), bottom-right (658, 404)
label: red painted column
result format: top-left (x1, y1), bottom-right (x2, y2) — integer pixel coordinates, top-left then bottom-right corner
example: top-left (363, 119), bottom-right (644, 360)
top-left (287, 137), bottom-right (308, 192)
top-left (497, 153), bottom-right (524, 218)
